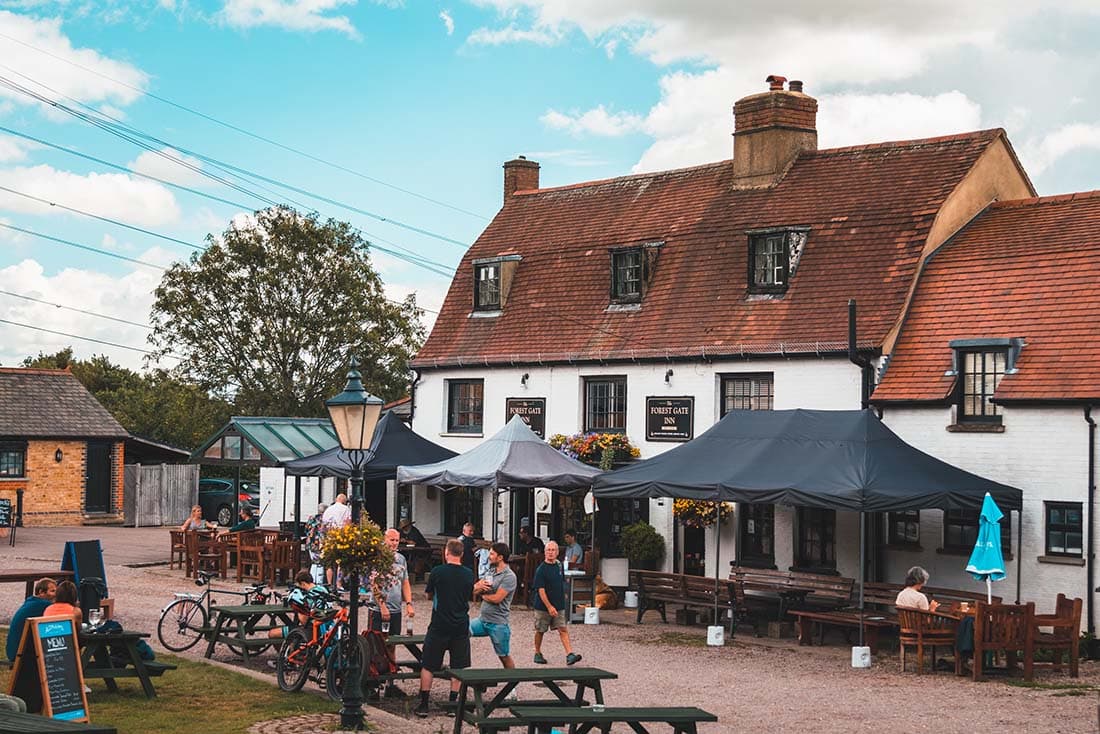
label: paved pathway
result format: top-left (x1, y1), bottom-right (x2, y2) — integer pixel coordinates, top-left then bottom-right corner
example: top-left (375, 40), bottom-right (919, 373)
top-left (0, 525), bottom-right (171, 566)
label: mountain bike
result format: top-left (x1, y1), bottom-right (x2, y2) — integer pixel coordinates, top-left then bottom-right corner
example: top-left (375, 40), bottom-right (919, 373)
top-left (276, 592), bottom-right (367, 701)
top-left (157, 570), bottom-right (285, 655)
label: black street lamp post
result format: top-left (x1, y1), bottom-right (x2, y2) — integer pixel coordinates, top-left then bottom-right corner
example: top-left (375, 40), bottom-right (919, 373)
top-left (325, 357), bottom-right (384, 731)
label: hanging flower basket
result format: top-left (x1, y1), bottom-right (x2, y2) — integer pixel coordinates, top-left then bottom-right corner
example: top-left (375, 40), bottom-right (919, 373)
top-left (320, 518), bottom-right (395, 583)
top-left (549, 432), bottom-right (641, 469)
top-left (673, 499), bottom-right (733, 529)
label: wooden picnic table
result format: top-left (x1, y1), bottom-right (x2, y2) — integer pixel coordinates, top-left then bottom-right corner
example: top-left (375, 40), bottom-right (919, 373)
top-left (202, 604), bottom-right (295, 662)
top-left (79, 630), bottom-right (176, 699)
top-left (509, 705), bottom-right (718, 734)
top-left (788, 609), bottom-right (898, 652)
top-left (0, 711), bottom-right (117, 732)
top-left (449, 667), bottom-right (617, 734)
top-left (0, 569), bottom-right (74, 598)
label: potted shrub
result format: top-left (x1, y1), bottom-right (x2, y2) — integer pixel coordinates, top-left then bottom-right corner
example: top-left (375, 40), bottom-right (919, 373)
top-left (620, 521), bottom-right (665, 571)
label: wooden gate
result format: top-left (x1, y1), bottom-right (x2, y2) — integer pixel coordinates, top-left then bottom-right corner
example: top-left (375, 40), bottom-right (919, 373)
top-left (123, 464), bottom-right (199, 527)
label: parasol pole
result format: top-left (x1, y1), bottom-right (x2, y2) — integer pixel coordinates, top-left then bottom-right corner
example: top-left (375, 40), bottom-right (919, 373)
top-left (713, 501), bottom-right (721, 627)
top-left (858, 511), bottom-right (865, 648)
top-left (987, 577), bottom-right (992, 605)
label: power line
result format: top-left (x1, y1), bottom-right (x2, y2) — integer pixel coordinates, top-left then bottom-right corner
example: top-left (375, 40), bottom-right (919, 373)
top-left (0, 29), bottom-right (489, 221)
top-left (0, 288), bottom-right (152, 329)
top-left (0, 317), bottom-right (167, 356)
top-left (0, 71), bottom-right (473, 249)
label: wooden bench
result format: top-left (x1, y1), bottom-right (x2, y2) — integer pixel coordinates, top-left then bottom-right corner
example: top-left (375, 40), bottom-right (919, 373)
top-left (0, 711), bottom-right (117, 732)
top-left (510, 705), bottom-right (718, 734)
top-left (729, 566), bottom-right (854, 617)
top-left (788, 609), bottom-right (898, 652)
top-left (632, 571), bottom-right (740, 634)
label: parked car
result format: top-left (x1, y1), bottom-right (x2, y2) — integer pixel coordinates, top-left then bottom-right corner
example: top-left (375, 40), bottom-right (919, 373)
top-left (198, 478), bottom-right (260, 526)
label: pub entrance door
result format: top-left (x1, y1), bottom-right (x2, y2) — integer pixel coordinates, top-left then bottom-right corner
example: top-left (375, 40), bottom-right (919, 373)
top-left (85, 441), bottom-right (112, 513)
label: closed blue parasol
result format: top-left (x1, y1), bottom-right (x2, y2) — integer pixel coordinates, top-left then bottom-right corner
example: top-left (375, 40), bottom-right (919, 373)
top-left (965, 493), bottom-right (1006, 602)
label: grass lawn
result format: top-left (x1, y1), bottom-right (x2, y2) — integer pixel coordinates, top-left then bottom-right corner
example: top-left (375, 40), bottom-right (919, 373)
top-left (0, 629), bottom-right (342, 733)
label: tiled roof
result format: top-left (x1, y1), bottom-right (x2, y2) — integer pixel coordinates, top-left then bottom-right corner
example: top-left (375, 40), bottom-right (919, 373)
top-left (0, 368), bottom-right (128, 438)
top-left (414, 130), bottom-right (1006, 368)
top-left (872, 191), bottom-right (1100, 403)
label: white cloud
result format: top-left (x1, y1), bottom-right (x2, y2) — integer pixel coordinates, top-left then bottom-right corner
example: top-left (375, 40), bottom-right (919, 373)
top-left (0, 258), bottom-right (164, 371)
top-left (219, 0), bottom-right (361, 38)
top-left (527, 148), bottom-right (608, 166)
top-left (0, 11), bottom-right (148, 111)
top-left (816, 91), bottom-right (983, 148)
top-left (128, 147), bottom-right (208, 188)
top-left (467, 24), bottom-right (559, 45)
top-left (1019, 123), bottom-right (1100, 176)
top-left (0, 165), bottom-right (181, 226)
top-left (540, 104), bottom-right (643, 136)
top-left (439, 9), bottom-right (454, 35)
top-left (0, 134), bottom-right (35, 163)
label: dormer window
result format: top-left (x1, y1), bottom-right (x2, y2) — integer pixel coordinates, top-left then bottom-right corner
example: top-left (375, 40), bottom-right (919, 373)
top-left (949, 338), bottom-right (1023, 424)
top-left (471, 255), bottom-right (521, 314)
top-left (474, 263), bottom-right (500, 310)
top-left (747, 227), bottom-right (808, 294)
top-left (608, 242), bottom-right (662, 306)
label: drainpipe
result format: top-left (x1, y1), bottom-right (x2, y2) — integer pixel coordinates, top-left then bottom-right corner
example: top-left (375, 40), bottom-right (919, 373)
top-left (1087, 406), bottom-right (1096, 639)
top-left (847, 299), bottom-right (873, 410)
top-left (408, 368), bottom-right (422, 423)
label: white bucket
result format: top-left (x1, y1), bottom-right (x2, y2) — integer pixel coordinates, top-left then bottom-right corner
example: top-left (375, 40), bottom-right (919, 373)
top-left (706, 625), bottom-right (725, 646)
top-left (851, 646), bottom-right (872, 669)
top-left (584, 606), bottom-right (600, 625)
top-left (623, 591), bottom-right (639, 608)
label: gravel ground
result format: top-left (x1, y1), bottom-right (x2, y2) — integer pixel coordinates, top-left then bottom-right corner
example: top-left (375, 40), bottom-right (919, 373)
top-left (1, 529), bottom-right (1096, 733)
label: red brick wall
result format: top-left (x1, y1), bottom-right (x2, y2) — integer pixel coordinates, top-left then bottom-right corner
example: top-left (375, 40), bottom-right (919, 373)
top-left (0, 439), bottom-right (126, 527)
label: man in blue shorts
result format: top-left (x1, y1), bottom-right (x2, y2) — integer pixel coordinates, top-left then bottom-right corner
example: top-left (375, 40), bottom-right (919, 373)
top-left (470, 542), bottom-right (517, 669)
top-left (416, 539), bottom-right (474, 718)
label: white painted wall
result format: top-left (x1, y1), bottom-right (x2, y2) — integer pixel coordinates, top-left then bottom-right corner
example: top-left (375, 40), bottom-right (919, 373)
top-left (881, 405), bottom-right (1094, 631)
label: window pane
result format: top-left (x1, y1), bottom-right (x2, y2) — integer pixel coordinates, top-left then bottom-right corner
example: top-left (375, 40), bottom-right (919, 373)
top-left (1066, 533), bottom-right (1083, 554)
top-left (448, 380), bottom-right (484, 432)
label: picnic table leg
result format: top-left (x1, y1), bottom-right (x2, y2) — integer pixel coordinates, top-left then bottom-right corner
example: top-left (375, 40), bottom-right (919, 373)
top-left (204, 611), bottom-right (228, 658)
top-left (451, 682), bottom-right (469, 734)
top-left (126, 639), bottom-right (157, 699)
top-left (234, 616), bottom-right (250, 662)
top-left (866, 627), bottom-right (879, 654)
top-left (87, 642), bottom-right (119, 693)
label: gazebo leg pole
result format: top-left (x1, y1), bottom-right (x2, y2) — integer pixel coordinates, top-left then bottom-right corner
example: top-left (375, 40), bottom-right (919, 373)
top-left (713, 502), bottom-right (720, 627)
top-left (1015, 508), bottom-right (1022, 604)
top-left (858, 511), bottom-right (865, 648)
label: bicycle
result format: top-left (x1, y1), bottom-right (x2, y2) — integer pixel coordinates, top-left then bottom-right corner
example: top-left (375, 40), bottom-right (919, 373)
top-left (157, 570), bottom-right (286, 655)
top-left (276, 591), bottom-right (367, 701)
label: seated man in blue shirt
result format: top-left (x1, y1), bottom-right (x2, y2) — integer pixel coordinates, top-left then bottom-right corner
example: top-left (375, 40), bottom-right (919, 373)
top-left (7, 577), bottom-right (56, 661)
top-left (227, 506), bottom-right (258, 533)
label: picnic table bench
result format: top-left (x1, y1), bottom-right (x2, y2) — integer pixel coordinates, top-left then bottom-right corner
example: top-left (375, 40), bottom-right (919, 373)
top-left (202, 604), bottom-right (295, 662)
top-left (509, 705), bottom-right (718, 734)
top-left (0, 711), bottom-right (117, 733)
top-left (449, 667), bottom-right (617, 734)
top-left (632, 572), bottom-right (738, 633)
top-left (80, 630), bottom-right (176, 699)
top-left (0, 569), bottom-right (75, 599)
top-left (729, 566), bottom-right (854, 615)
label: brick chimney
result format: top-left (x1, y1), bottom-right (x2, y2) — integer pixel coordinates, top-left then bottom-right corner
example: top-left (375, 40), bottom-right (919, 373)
top-left (503, 156), bottom-right (540, 203)
top-left (732, 76), bottom-right (817, 187)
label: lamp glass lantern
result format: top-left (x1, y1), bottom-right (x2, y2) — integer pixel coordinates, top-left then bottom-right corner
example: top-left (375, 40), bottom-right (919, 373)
top-left (325, 358), bottom-right (384, 454)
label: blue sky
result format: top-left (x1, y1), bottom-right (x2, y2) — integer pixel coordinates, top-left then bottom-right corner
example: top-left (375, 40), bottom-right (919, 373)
top-left (2, 1), bottom-right (1100, 371)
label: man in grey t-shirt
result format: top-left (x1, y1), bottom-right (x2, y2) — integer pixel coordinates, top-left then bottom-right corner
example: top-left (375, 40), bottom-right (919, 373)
top-left (371, 528), bottom-right (416, 698)
top-left (470, 541), bottom-right (517, 668)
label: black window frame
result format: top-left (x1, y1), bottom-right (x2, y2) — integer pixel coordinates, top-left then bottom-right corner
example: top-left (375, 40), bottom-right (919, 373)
top-left (738, 503), bottom-right (775, 568)
top-left (887, 510), bottom-right (920, 547)
top-left (583, 376), bottom-right (627, 433)
top-left (474, 262), bottom-right (502, 311)
top-left (943, 508), bottom-right (1011, 555)
top-left (719, 373), bottom-right (774, 416)
top-left (0, 440), bottom-right (26, 478)
top-left (957, 348), bottom-right (1007, 424)
top-left (609, 247), bottom-right (644, 304)
top-left (795, 507), bottom-right (836, 572)
top-left (446, 379), bottom-right (484, 434)
top-left (748, 232), bottom-right (788, 293)
top-left (1044, 502), bottom-right (1083, 558)
top-left (442, 486), bottom-right (483, 537)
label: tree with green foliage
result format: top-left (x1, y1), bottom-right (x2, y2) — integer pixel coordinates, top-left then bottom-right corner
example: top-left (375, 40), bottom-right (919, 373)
top-left (149, 206), bottom-right (425, 417)
top-left (21, 348), bottom-right (232, 450)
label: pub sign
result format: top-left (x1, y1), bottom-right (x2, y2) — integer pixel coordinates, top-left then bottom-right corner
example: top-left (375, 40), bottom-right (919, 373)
top-left (645, 396), bottom-right (694, 442)
top-left (506, 398), bottom-right (546, 438)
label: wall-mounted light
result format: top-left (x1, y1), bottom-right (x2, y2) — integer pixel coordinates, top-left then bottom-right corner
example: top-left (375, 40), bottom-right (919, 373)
top-left (54, 448), bottom-right (63, 463)
top-left (664, 368), bottom-right (674, 384)
top-left (520, 373), bottom-right (530, 388)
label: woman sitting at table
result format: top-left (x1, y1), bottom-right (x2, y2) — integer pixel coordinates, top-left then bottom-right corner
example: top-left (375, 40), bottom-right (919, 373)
top-left (180, 505), bottom-right (213, 532)
top-left (895, 566), bottom-right (940, 612)
top-left (44, 580), bottom-right (82, 624)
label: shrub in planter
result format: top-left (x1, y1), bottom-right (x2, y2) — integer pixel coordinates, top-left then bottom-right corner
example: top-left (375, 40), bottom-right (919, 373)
top-left (620, 521), bottom-right (665, 570)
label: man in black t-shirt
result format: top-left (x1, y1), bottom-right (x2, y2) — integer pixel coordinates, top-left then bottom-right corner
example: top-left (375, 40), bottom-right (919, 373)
top-left (416, 538), bottom-right (474, 718)
top-left (458, 522), bottom-right (478, 573)
top-left (516, 524), bottom-right (544, 555)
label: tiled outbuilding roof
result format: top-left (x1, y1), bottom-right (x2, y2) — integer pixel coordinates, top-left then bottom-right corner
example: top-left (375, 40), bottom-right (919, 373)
top-left (872, 191), bottom-right (1100, 403)
top-left (414, 130), bottom-right (1008, 368)
top-left (0, 367), bottom-right (128, 438)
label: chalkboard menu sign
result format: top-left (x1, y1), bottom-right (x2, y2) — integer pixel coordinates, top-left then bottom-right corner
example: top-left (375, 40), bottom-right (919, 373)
top-left (645, 397), bottom-right (694, 442)
top-left (62, 540), bottom-right (108, 598)
top-left (8, 615), bottom-right (89, 722)
top-left (506, 398), bottom-right (547, 438)
top-left (0, 498), bottom-right (11, 528)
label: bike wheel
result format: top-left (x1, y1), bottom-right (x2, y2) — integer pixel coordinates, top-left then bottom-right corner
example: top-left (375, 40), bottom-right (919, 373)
top-left (276, 628), bottom-right (314, 692)
top-left (326, 634), bottom-right (368, 702)
top-left (157, 598), bottom-right (209, 652)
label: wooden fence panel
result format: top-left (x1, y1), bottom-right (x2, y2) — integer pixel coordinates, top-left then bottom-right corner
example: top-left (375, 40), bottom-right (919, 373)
top-left (123, 464), bottom-right (199, 527)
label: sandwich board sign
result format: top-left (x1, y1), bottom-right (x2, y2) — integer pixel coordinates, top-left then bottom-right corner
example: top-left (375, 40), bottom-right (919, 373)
top-left (7, 615), bottom-right (89, 722)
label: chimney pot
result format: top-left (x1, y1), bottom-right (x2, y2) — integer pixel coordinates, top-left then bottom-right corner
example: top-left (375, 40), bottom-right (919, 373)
top-left (788, 80), bottom-right (804, 93)
top-left (765, 74), bottom-right (787, 91)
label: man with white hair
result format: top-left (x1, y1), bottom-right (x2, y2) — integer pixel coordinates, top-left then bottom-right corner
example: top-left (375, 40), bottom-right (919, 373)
top-left (531, 541), bottom-right (581, 666)
top-left (322, 493), bottom-right (352, 527)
